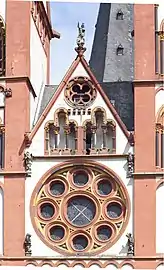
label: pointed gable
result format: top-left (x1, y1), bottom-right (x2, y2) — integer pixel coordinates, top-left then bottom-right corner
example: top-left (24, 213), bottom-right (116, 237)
top-left (29, 50), bottom-right (130, 142)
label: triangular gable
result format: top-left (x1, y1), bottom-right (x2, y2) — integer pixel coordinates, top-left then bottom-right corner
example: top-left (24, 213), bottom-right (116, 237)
top-left (29, 52), bottom-right (130, 141)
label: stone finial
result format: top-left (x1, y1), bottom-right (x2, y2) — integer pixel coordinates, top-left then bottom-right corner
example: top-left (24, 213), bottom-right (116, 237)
top-left (75, 22), bottom-right (86, 55)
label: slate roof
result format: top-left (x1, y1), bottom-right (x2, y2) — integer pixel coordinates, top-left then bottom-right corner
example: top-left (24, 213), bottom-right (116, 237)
top-left (37, 85), bottom-right (58, 120)
top-left (100, 82), bottom-right (134, 131)
top-left (37, 82), bottom-right (133, 131)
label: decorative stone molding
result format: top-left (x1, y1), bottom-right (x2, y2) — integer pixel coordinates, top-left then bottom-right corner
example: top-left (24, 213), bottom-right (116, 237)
top-left (24, 233), bottom-right (32, 256)
top-left (23, 151), bottom-right (33, 176)
top-left (0, 85), bottom-right (12, 98)
top-left (4, 88), bottom-right (12, 98)
top-left (127, 152), bottom-right (134, 178)
top-left (126, 233), bottom-right (134, 256)
top-left (30, 161), bottom-right (130, 256)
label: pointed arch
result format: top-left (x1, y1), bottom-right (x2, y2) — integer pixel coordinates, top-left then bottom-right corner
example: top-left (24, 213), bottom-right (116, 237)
top-left (91, 106), bottom-right (106, 125)
top-left (155, 105), bottom-right (164, 168)
top-left (160, 19), bottom-right (164, 32)
top-left (44, 109), bottom-right (78, 155)
top-left (0, 16), bottom-right (5, 77)
top-left (156, 105), bottom-right (164, 125)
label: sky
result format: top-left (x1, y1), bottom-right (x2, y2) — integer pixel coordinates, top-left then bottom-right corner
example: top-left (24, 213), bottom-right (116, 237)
top-left (50, 2), bottom-right (99, 85)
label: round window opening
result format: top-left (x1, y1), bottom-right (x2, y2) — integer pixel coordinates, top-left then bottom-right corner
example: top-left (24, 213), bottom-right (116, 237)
top-left (73, 172), bottom-right (89, 186)
top-left (49, 225), bottom-right (65, 241)
top-left (67, 196), bottom-right (96, 226)
top-left (31, 162), bottom-right (130, 255)
top-left (64, 77), bottom-right (97, 108)
top-left (39, 203), bottom-right (55, 220)
top-left (49, 180), bottom-right (65, 196)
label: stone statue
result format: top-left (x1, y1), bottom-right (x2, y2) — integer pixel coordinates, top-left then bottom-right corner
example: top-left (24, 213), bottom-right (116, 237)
top-left (77, 22), bottom-right (85, 48)
top-left (24, 233), bottom-right (32, 256)
top-left (126, 233), bottom-right (134, 256)
top-left (23, 151), bottom-right (33, 176)
top-left (127, 152), bottom-right (134, 178)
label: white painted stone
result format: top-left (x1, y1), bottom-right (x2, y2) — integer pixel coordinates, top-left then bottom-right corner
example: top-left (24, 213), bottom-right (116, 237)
top-left (156, 264), bottom-right (164, 270)
top-left (30, 17), bottom-right (47, 128)
top-left (30, 62), bottom-right (131, 156)
top-left (155, 88), bottom-right (164, 115)
top-left (0, 93), bottom-right (5, 107)
top-left (74, 265), bottom-right (85, 269)
top-left (156, 183), bottom-right (164, 253)
top-left (0, 108), bottom-right (4, 124)
top-left (89, 265), bottom-right (101, 269)
top-left (0, 0), bottom-right (6, 22)
top-left (70, 62), bottom-right (89, 78)
top-left (121, 264), bottom-right (134, 270)
top-left (105, 265), bottom-right (117, 270)
top-left (158, 2), bottom-right (164, 30)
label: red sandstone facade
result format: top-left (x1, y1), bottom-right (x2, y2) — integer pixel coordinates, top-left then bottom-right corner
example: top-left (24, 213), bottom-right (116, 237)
top-left (0, 1), bottom-right (163, 269)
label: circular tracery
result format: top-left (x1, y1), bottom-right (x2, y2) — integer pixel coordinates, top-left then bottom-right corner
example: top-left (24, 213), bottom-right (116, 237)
top-left (64, 77), bottom-right (97, 108)
top-left (31, 162), bottom-right (130, 255)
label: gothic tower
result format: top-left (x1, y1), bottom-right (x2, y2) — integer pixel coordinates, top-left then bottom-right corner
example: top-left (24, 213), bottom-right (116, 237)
top-left (90, 3), bottom-right (134, 131)
top-left (0, 0), bottom-right (60, 257)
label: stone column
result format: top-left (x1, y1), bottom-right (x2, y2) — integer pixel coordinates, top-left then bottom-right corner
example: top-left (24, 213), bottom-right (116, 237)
top-left (101, 125), bottom-right (107, 149)
top-left (44, 125), bottom-right (50, 154)
top-left (64, 125), bottom-right (70, 154)
top-left (160, 32), bottom-right (164, 75)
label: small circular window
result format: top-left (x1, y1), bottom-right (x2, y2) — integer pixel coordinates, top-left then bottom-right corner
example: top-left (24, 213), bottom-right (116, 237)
top-left (64, 77), bottom-right (97, 108)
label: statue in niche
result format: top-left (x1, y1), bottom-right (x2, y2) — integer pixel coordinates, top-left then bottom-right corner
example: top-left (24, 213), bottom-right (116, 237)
top-left (77, 22), bottom-right (85, 48)
top-left (126, 233), bottom-right (134, 256)
top-left (127, 152), bottom-right (134, 178)
top-left (23, 151), bottom-right (33, 176)
top-left (24, 233), bottom-right (32, 256)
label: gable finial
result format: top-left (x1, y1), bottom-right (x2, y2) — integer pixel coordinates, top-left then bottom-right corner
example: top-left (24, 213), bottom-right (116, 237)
top-left (75, 22), bottom-right (86, 55)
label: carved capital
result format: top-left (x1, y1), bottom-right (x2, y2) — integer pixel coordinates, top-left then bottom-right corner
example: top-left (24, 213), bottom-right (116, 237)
top-left (54, 126), bottom-right (60, 135)
top-left (64, 125), bottom-right (70, 134)
top-left (0, 126), bottom-right (5, 133)
top-left (4, 88), bottom-right (12, 98)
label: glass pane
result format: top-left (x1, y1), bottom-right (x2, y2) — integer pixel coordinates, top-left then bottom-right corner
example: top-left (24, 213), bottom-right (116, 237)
top-left (97, 180), bottom-right (112, 195)
top-left (107, 202), bottom-right (122, 219)
top-left (49, 226), bottom-right (65, 241)
top-left (40, 203), bottom-right (55, 219)
top-left (67, 196), bottom-right (96, 226)
top-left (73, 172), bottom-right (88, 186)
top-left (97, 225), bottom-right (112, 241)
top-left (73, 235), bottom-right (88, 251)
top-left (50, 180), bottom-right (65, 196)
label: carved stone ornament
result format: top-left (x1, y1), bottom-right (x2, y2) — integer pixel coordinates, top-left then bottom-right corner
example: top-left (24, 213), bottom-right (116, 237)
top-left (4, 88), bottom-right (12, 98)
top-left (0, 86), bottom-right (12, 98)
top-left (24, 132), bottom-right (32, 148)
top-left (23, 151), bottom-right (33, 176)
top-left (127, 152), bottom-right (134, 178)
top-left (126, 233), bottom-right (134, 256)
top-left (76, 22), bottom-right (85, 48)
top-left (24, 233), bottom-right (32, 256)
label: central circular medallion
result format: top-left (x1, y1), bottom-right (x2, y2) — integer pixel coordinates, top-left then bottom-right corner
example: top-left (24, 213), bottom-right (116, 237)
top-left (67, 196), bottom-right (96, 227)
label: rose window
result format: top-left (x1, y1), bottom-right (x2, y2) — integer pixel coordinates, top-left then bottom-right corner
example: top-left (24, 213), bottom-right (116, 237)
top-left (31, 162), bottom-right (130, 255)
top-left (64, 77), bottom-right (97, 107)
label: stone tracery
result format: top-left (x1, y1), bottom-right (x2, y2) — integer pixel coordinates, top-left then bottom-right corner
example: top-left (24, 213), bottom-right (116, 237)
top-left (31, 162), bottom-right (130, 255)
top-left (83, 108), bottom-right (116, 154)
